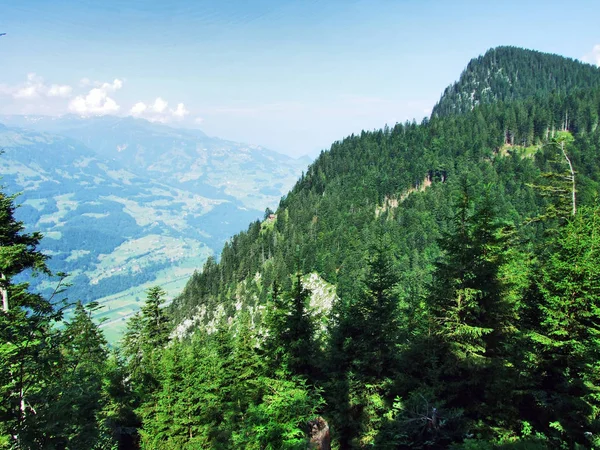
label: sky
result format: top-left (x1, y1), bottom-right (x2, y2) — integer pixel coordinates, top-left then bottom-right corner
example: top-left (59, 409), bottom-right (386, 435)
top-left (0, 0), bottom-right (599, 157)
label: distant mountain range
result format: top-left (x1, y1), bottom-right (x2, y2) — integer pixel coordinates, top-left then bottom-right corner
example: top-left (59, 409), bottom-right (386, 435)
top-left (0, 114), bottom-right (311, 210)
top-left (0, 115), bottom-right (309, 339)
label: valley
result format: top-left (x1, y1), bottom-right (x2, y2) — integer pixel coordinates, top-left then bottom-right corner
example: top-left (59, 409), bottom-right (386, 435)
top-left (0, 117), bottom-right (309, 341)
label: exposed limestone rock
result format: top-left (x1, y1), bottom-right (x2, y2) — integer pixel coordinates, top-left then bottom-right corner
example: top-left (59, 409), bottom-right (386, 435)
top-left (172, 272), bottom-right (338, 340)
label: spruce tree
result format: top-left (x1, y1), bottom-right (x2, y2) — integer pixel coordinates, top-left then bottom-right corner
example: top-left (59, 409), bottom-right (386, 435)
top-left (423, 181), bottom-right (518, 438)
top-left (326, 233), bottom-right (401, 448)
top-left (264, 276), bottom-right (316, 380)
top-left (41, 301), bottom-right (113, 449)
top-left (122, 286), bottom-right (170, 396)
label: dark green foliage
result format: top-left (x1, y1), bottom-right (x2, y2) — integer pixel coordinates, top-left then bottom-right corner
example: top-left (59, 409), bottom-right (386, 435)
top-left (39, 301), bottom-right (113, 449)
top-left (137, 320), bottom-right (323, 450)
top-left (521, 206), bottom-right (600, 447)
top-left (412, 182), bottom-right (520, 442)
top-left (263, 276), bottom-right (317, 379)
top-left (140, 287), bottom-right (170, 351)
top-left (0, 187), bottom-right (123, 448)
top-left (122, 286), bottom-right (171, 397)
top-left (523, 131), bottom-right (576, 227)
top-left (325, 235), bottom-right (403, 448)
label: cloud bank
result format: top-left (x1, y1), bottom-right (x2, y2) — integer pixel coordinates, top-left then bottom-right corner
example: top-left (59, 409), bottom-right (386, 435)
top-left (1, 73), bottom-right (194, 124)
top-left (129, 97), bottom-right (190, 123)
top-left (68, 79), bottom-right (123, 115)
top-left (1, 73), bottom-right (72, 100)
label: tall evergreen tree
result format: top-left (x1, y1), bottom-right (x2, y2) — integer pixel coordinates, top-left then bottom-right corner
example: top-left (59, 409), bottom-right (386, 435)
top-left (264, 276), bottom-right (316, 380)
top-left (122, 286), bottom-right (170, 395)
top-left (0, 190), bottom-right (65, 447)
top-left (423, 181), bottom-right (518, 438)
top-left (326, 234), bottom-right (401, 448)
top-left (40, 301), bottom-right (114, 449)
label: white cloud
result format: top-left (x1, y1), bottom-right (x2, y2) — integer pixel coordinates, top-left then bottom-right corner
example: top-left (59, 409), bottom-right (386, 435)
top-left (69, 78), bottom-right (123, 115)
top-left (99, 79), bottom-right (123, 92)
top-left (152, 97), bottom-right (168, 113)
top-left (3, 73), bottom-right (73, 100)
top-left (129, 97), bottom-right (189, 122)
top-left (194, 116), bottom-right (204, 124)
top-left (1, 74), bottom-right (194, 123)
top-left (582, 44), bottom-right (600, 67)
top-left (130, 102), bottom-right (147, 115)
top-left (172, 103), bottom-right (189, 118)
top-left (48, 84), bottom-right (73, 97)
top-left (14, 85), bottom-right (39, 99)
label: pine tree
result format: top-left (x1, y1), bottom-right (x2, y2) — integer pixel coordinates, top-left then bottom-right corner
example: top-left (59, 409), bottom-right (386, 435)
top-left (528, 131), bottom-right (577, 223)
top-left (140, 286), bottom-right (170, 351)
top-left (98, 351), bottom-right (140, 450)
top-left (122, 286), bottom-right (170, 396)
top-left (326, 233), bottom-right (401, 448)
top-left (40, 301), bottom-right (114, 449)
top-left (264, 276), bottom-right (316, 380)
top-left (0, 190), bottom-right (65, 447)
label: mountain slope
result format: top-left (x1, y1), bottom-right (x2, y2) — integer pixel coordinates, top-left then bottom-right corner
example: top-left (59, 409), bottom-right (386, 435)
top-left (0, 126), bottom-right (212, 298)
top-left (432, 46), bottom-right (600, 118)
top-left (160, 47), bottom-right (600, 447)
top-left (170, 48), bottom-right (600, 333)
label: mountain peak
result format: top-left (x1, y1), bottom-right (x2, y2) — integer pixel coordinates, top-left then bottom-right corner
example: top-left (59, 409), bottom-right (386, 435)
top-left (432, 46), bottom-right (600, 118)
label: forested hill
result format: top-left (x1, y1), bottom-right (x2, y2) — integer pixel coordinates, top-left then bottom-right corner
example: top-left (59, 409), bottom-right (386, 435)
top-left (155, 47), bottom-right (600, 447)
top-left (171, 61), bottom-right (600, 327)
top-left (432, 46), bottom-right (600, 118)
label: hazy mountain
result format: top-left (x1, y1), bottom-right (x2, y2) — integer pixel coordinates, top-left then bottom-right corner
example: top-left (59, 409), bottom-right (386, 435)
top-left (0, 118), bottom-right (309, 339)
top-left (0, 114), bottom-right (310, 210)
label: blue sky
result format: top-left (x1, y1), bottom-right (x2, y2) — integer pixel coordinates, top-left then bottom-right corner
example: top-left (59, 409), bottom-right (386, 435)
top-left (0, 0), bottom-right (599, 157)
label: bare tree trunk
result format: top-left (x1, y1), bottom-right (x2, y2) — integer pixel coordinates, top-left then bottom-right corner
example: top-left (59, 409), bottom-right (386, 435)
top-left (560, 141), bottom-right (577, 216)
top-left (1, 273), bottom-right (8, 312)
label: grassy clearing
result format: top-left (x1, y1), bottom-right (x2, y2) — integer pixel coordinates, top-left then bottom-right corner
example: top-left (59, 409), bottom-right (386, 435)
top-left (497, 143), bottom-right (540, 159)
top-left (37, 193), bottom-right (76, 226)
top-left (23, 198), bottom-right (48, 211)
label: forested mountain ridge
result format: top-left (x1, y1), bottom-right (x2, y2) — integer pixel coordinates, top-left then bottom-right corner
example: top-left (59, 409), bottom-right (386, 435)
top-left (171, 67), bottom-right (600, 328)
top-left (159, 47), bottom-right (600, 448)
top-left (432, 46), bottom-right (600, 118)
